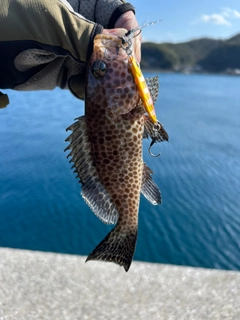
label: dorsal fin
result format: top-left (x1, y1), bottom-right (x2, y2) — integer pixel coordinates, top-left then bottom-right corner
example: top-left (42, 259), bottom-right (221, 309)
top-left (141, 163), bottom-right (161, 205)
top-left (65, 116), bottom-right (119, 225)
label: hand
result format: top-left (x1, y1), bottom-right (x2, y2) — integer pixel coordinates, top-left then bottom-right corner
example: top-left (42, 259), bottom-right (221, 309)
top-left (103, 11), bottom-right (142, 62)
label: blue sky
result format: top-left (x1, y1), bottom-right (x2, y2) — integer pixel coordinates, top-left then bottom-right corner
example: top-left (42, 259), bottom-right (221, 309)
top-left (130, 0), bottom-right (240, 43)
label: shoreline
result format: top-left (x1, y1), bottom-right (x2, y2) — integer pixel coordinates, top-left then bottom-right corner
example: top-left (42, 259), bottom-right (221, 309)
top-left (142, 68), bottom-right (240, 76)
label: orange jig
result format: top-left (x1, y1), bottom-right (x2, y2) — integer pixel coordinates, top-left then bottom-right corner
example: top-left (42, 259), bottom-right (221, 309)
top-left (128, 55), bottom-right (157, 124)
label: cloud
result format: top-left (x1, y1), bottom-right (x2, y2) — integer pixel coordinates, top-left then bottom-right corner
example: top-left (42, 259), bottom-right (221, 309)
top-left (222, 8), bottom-right (240, 18)
top-left (201, 13), bottom-right (231, 26)
top-left (195, 8), bottom-right (240, 27)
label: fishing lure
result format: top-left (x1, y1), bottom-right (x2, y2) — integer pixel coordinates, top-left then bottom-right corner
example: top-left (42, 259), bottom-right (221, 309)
top-left (128, 55), bottom-right (157, 124)
top-left (119, 21), bottom-right (164, 156)
top-left (119, 23), bottom-right (160, 125)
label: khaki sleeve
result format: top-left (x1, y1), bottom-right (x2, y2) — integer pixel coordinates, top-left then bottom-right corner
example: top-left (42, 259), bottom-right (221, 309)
top-left (68, 0), bottom-right (136, 28)
top-left (0, 0), bottom-right (102, 92)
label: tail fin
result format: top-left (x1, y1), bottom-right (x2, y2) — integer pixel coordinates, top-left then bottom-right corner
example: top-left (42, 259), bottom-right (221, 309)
top-left (86, 225), bottom-right (137, 272)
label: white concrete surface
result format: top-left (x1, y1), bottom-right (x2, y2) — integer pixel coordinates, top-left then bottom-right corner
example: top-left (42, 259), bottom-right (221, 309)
top-left (0, 248), bottom-right (239, 319)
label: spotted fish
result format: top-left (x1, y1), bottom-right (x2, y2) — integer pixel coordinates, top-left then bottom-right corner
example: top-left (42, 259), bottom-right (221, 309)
top-left (65, 34), bottom-right (168, 272)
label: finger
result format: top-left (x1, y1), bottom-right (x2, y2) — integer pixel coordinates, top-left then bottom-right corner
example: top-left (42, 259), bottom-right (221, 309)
top-left (102, 28), bottom-right (128, 38)
top-left (114, 11), bottom-right (142, 62)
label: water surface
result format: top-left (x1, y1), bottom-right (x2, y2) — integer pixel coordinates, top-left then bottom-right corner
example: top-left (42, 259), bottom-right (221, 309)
top-left (0, 73), bottom-right (240, 270)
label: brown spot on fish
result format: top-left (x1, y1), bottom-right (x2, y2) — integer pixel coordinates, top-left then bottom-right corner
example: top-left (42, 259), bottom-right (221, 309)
top-left (113, 61), bottom-right (118, 68)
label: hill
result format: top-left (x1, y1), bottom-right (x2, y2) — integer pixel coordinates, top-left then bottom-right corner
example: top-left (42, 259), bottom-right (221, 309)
top-left (141, 33), bottom-right (240, 73)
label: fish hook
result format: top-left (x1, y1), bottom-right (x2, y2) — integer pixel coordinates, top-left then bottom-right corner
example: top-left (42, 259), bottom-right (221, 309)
top-left (118, 28), bottom-right (140, 56)
top-left (148, 138), bottom-right (161, 158)
top-left (148, 121), bottom-right (163, 157)
top-left (118, 21), bottom-right (160, 57)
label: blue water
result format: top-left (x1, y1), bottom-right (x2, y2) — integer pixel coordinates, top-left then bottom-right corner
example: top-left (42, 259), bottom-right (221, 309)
top-left (0, 73), bottom-right (240, 270)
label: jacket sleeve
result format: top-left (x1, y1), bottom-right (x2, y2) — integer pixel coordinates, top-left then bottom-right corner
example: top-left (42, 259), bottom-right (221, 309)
top-left (68, 0), bottom-right (135, 28)
top-left (0, 0), bottom-right (102, 93)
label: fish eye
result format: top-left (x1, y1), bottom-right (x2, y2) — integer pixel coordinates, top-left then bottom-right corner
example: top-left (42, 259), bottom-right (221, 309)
top-left (91, 60), bottom-right (107, 78)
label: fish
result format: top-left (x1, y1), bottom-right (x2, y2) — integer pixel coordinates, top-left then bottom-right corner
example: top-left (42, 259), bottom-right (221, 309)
top-left (65, 33), bottom-right (168, 272)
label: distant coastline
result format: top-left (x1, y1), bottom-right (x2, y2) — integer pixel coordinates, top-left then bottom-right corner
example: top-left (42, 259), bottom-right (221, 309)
top-left (141, 33), bottom-right (240, 75)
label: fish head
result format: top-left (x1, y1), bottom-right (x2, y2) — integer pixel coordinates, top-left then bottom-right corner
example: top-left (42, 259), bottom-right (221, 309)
top-left (86, 34), bottom-right (140, 118)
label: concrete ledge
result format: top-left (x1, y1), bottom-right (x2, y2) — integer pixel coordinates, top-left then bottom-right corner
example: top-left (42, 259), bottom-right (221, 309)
top-left (0, 248), bottom-right (239, 319)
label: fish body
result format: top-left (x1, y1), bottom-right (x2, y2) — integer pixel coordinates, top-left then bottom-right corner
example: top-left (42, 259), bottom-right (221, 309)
top-left (65, 34), bottom-right (168, 271)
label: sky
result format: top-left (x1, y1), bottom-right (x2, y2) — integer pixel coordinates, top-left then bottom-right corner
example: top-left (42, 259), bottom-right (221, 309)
top-left (130, 0), bottom-right (240, 43)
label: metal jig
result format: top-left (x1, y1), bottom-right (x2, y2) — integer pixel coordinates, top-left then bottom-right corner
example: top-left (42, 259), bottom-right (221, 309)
top-left (118, 22), bottom-right (161, 124)
top-left (119, 21), bottom-right (163, 157)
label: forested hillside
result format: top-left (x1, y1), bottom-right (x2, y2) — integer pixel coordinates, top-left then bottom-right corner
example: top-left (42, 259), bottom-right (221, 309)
top-left (141, 33), bottom-right (240, 73)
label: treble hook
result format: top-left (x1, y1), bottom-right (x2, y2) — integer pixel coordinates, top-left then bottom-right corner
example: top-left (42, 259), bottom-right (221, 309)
top-left (148, 138), bottom-right (161, 157)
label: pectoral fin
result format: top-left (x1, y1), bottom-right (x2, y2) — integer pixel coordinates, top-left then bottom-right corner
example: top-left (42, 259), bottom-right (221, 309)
top-left (136, 76), bottom-right (159, 114)
top-left (146, 76), bottom-right (159, 105)
top-left (138, 77), bottom-right (168, 142)
top-left (141, 163), bottom-right (162, 205)
top-left (65, 116), bottom-right (119, 225)
top-left (143, 115), bottom-right (169, 142)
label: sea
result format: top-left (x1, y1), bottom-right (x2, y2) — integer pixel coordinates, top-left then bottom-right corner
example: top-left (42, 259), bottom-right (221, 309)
top-left (0, 73), bottom-right (240, 270)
